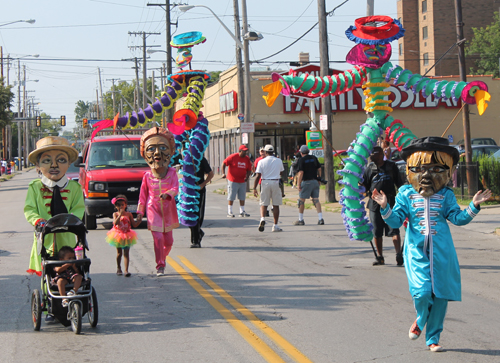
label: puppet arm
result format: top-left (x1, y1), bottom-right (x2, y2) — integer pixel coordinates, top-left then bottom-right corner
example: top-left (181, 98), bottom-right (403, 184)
top-left (380, 191), bottom-right (409, 229)
top-left (262, 66), bottom-right (368, 107)
top-left (137, 173), bottom-right (149, 217)
top-left (24, 182), bottom-right (43, 226)
top-left (444, 189), bottom-right (480, 226)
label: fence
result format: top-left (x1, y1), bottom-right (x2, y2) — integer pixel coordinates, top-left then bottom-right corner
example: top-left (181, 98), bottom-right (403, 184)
top-left (453, 162), bottom-right (480, 199)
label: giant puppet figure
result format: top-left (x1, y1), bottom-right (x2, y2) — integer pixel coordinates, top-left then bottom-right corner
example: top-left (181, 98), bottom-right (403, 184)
top-left (24, 137), bottom-right (85, 275)
top-left (372, 137), bottom-right (491, 352)
top-left (261, 16), bottom-right (491, 242)
top-left (92, 31), bottom-right (211, 230)
top-left (137, 127), bottom-right (179, 276)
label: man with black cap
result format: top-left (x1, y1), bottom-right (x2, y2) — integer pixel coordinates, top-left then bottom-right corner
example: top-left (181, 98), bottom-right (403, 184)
top-left (222, 145), bottom-right (253, 217)
top-left (372, 136), bottom-right (491, 353)
top-left (362, 145), bottom-right (404, 266)
top-left (293, 145), bottom-right (324, 225)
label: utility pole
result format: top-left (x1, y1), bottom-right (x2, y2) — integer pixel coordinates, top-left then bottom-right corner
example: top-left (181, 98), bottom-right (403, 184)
top-left (134, 57), bottom-right (140, 110)
top-left (17, 59), bottom-right (22, 171)
top-left (367, 0), bottom-right (374, 16)
top-left (98, 67), bottom-right (105, 118)
top-left (147, 1), bottom-right (175, 123)
top-left (128, 31), bottom-right (161, 108)
top-left (106, 78), bottom-right (121, 115)
top-left (151, 70), bottom-right (155, 100)
top-left (318, 0), bottom-right (336, 202)
top-left (23, 65), bottom-right (29, 168)
top-left (233, 0), bottom-right (245, 117)
top-left (454, 0), bottom-right (476, 197)
top-left (241, 0), bottom-right (251, 122)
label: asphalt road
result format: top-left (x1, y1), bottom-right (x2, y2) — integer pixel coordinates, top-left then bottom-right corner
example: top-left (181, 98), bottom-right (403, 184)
top-left (1, 169), bottom-right (499, 363)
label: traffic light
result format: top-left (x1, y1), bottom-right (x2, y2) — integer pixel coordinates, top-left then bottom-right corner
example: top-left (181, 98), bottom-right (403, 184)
top-left (61, 115), bottom-right (66, 127)
top-left (36, 116), bottom-right (41, 127)
top-left (83, 118), bottom-right (88, 128)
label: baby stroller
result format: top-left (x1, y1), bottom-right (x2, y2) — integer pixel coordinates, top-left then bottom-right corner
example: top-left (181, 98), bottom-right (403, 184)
top-left (31, 213), bottom-right (98, 334)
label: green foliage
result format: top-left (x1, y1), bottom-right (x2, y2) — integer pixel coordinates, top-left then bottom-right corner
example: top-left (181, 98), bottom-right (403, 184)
top-left (465, 12), bottom-right (500, 78)
top-left (0, 78), bottom-right (15, 128)
top-left (208, 71), bottom-right (222, 85)
top-left (74, 100), bottom-right (92, 126)
top-left (30, 112), bottom-right (61, 139)
top-left (478, 154), bottom-right (500, 196)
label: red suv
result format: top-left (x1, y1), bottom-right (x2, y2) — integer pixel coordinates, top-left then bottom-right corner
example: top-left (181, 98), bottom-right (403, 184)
top-left (76, 134), bottom-right (149, 230)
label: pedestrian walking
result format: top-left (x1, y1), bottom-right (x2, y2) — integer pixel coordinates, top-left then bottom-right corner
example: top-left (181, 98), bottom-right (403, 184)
top-left (253, 144), bottom-right (284, 232)
top-left (293, 145), bottom-right (324, 225)
top-left (190, 157), bottom-right (214, 248)
top-left (362, 146), bottom-right (404, 266)
top-left (372, 136), bottom-right (492, 352)
top-left (222, 145), bottom-right (252, 217)
top-left (137, 127), bottom-right (179, 277)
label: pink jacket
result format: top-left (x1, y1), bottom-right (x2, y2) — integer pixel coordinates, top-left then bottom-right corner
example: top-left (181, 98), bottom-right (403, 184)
top-left (137, 169), bottom-right (179, 233)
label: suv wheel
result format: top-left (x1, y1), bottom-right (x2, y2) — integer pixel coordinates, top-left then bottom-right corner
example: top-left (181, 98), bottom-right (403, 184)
top-left (84, 211), bottom-right (97, 230)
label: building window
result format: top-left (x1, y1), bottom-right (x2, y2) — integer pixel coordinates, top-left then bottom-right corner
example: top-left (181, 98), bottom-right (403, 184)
top-left (423, 53), bottom-right (429, 66)
top-left (422, 26), bottom-right (428, 40)
top-left (422, 0), bottom-right (427, 13)
top-left (399, 43), bottom-right (403, 56)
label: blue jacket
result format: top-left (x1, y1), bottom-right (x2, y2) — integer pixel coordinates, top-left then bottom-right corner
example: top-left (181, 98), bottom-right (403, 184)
top-left (380, 185), bottom-right (480, 301)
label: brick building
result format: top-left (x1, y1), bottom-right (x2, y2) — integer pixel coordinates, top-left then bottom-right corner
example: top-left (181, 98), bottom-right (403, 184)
top-left (397, 0), bottom-right (500, 76)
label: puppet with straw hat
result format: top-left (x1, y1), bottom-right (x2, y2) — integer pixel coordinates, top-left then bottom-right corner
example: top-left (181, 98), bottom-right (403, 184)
top-left (372, 137), bottom-right (491, 352)
top-left (24, 136), bottom-right (85, 276)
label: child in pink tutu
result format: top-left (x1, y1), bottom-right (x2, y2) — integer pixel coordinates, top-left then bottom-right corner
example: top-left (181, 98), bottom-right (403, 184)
top-left (106, 194), bottom-right (141, 277)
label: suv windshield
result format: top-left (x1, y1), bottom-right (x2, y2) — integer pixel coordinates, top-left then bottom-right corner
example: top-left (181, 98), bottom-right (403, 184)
top-left (88, 140), bottom-right (147, 169)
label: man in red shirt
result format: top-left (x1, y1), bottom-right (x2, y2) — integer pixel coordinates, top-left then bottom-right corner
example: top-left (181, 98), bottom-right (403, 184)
top-left (253, 147), bottom-right (266, 171)
top-left (222, 145), bottom-right (252, 217)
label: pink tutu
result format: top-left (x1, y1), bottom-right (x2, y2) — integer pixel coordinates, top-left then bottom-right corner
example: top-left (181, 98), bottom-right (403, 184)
top-left (106, 226), bottom-right (137, 248)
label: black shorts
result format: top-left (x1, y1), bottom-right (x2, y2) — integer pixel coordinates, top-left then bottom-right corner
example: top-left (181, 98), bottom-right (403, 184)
top-left (369, 209), bottom-right (400, 238)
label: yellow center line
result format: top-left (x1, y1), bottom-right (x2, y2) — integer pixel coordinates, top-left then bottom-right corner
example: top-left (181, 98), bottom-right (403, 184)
top-left (178, 256), bottom-right (314, 363)
top-left (166, 256), bottom-right (286, 363)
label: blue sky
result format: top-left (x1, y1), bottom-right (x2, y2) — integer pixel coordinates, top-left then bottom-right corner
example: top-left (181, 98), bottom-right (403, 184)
top-left (1, 0), bottom-right (397, 129)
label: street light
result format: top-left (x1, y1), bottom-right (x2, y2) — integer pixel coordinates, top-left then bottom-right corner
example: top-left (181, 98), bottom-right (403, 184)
top-left (0, 19), bottom-right (36, 27)
top-left (178, 5), bottom-right (244, 49)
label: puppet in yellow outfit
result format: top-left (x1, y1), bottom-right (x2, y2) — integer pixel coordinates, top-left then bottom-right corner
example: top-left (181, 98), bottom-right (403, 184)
top-left (24, 136), bottom-right (85, 275)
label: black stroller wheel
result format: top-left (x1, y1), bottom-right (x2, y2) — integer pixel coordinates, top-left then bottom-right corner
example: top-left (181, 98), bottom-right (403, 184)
top-left (70, 303), bottom-right (82, 334)
top-left (31, 289), bottom-right (42, 331)
top-left (88, 287), bottom-right (99, 328)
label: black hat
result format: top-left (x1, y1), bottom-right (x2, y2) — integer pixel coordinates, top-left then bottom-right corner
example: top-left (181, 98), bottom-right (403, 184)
top-left (401, 136), bottom-right (459, 165)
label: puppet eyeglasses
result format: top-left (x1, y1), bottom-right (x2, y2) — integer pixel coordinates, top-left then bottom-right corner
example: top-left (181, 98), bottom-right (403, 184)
top-left (408, 165), bottom-right (448, 173)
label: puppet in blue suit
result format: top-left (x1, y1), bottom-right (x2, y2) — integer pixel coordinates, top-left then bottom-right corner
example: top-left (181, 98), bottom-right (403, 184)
top-left (372, 137), bottom-right (491, 352)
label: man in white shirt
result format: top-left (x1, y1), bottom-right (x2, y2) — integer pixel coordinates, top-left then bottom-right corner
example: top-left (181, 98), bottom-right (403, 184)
top-left (253, 144), bottom-right (284, 232)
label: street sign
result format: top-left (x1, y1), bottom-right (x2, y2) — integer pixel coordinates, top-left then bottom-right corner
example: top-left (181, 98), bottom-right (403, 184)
top-left (448, 135), bottom-right (454, 143)
top-left (237, 113), bottom-right (245, 121)
top-left (320, 114), bottom-right (328, 130)
top-left (241, 132), bottom-right (248, 144)
top-left (240, 123), bottom-right (255, 133)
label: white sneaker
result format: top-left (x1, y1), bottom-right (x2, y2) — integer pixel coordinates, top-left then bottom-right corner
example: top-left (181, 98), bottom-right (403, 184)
top-left (227, 213), bottom-right (235, 218)
top-left (156, 267), bottom-right (165, 276)
top-left (272, 226), bottom-right (283, 232)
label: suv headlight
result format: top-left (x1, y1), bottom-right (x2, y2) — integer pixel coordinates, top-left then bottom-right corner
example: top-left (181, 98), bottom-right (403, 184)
top-left (89, 181), bottom-right (106, 191)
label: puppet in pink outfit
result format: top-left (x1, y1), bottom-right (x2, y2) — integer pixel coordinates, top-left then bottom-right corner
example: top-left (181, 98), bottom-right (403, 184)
top-left (137, 127), bottom-right (179, 276)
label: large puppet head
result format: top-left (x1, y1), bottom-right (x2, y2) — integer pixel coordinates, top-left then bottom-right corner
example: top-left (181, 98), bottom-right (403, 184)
top-left (345, 16), bottom-right (405, 69)
top-left (28, 136), bottom-right (79, 182)
top-left (140, 127), bottom-right (176, 170)
top-left (401, 137), bottom-right (459, 197)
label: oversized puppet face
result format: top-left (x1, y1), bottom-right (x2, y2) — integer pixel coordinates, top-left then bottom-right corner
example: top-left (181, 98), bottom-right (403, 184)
top-left (407, 162), bottom-right (451, 197)
top-left (38, 150), bottom-right (70, 182)
top-left (144, 135), bottom-right (172, 169)
top-left (346, 43), bottom-right (392, 69)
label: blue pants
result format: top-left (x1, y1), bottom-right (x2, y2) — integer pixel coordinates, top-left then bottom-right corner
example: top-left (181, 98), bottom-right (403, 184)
top-left (413, 291), bottom-right (448, 346)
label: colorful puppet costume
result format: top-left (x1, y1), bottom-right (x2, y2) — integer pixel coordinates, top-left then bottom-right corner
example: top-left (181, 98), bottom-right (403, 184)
top-left (381, 185), bottom-right (480, 345)
top-left (137, 169), bottom-right (179, 270)
top-left (24, 178), bottom-right (85, 275)
top-left (106, 216), bottom-right (137, 248)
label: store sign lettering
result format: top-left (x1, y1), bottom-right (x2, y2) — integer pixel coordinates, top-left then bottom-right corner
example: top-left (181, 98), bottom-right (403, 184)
top-left (283, 85), bottom-right (460, 113)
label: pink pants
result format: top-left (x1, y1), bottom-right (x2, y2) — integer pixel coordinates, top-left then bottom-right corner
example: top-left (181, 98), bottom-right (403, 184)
top-left (151, 231), bottom-right (173, 269)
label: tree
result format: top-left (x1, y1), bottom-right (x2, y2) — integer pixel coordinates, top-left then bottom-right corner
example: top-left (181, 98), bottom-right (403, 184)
top-left (208, 71), bottom-right (222, 85)
top-left (29, 112), bottom-right (61, 139)
top-left (465, 12), bottom-right (500, 78)
top-left (74, 100), bottom-right (92, 126)
top-left (0, 78), bottom-right (15, 128)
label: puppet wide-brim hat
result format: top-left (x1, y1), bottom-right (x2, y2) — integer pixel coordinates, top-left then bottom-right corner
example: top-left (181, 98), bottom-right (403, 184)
top-left (28, 136), bottom-right (79, 164)
top-left (345, 16), bottom-right (405, 45)
top-left (401, 136), bottom-right (460, 165)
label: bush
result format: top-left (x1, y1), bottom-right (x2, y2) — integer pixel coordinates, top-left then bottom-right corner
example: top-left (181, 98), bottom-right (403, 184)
top-left (478, 155), bottom-right (500, 196)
